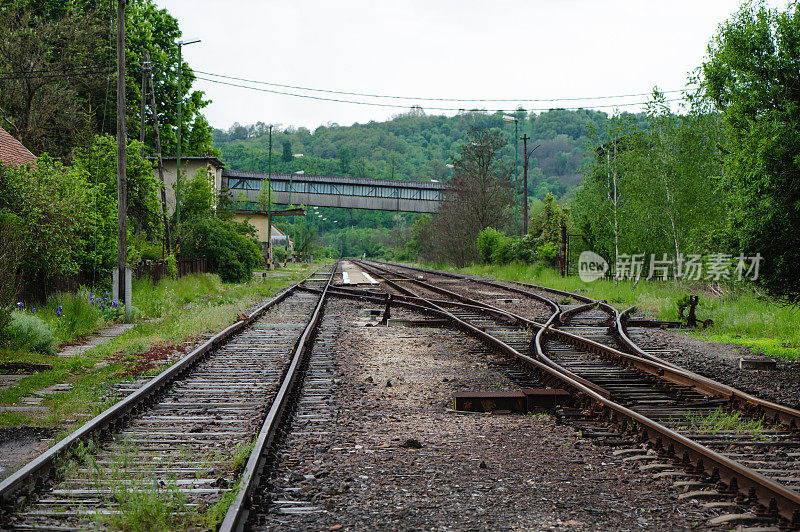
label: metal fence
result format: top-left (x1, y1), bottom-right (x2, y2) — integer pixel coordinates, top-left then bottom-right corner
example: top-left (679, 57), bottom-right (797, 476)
top-left (133, 257), bottom-right (207, 284)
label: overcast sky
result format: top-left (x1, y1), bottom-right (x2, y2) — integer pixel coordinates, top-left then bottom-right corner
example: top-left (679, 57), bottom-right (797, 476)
top-left (159, 0), bottom-right (790, 132)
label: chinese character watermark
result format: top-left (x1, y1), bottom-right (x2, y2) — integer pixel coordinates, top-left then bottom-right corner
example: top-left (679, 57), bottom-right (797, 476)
top-left (578, 252), bottom-right (763, 283)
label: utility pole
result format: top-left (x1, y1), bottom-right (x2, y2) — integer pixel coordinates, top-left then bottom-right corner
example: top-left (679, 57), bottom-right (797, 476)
top-left (513, 119), bottom-right (519, 236)
top-left (116, 0), bottom-right (130, 319)
top-left (145, 51), bottom-right (171, 254)
top-left (267, 125), bottom-right (273, 269)
top-left (521, 134), bottom-right (540, 236)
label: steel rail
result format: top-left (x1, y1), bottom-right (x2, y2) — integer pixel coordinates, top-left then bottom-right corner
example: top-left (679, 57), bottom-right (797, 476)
top-left (367, 260), bottom-right (592, 306)
top-left (615, 306), bottom-right (800, 429)
top-left (362, 262), bottom-right (800, 422)
top-left (355, 261), bottom-right (800, 525)
top-left (0, 267), bottom-right (331, 515)
top-left (218, 263), bottom-right (337, 532)
top-left (351, 261), bottom-right (611, 399)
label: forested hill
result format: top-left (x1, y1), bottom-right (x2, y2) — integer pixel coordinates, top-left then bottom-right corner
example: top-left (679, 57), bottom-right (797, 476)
top-left (212, 108), bottom-right (631, 199)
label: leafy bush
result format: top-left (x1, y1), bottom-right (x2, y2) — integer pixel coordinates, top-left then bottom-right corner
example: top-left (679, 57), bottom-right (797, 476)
top-left (536, 241), bottom-right (560, 266)
top-left (139, 242), bottom-right (163, 262)
top-left (509, 234), bottom-right (537, 262)
top-left (477, 228), bottom-right (506, 264)
top-left (6, 311), bottom-right (56, 355)
top-left (165, 253), bottom-right (177, 280)
top-left (181, 218), bottom-right (262, 283)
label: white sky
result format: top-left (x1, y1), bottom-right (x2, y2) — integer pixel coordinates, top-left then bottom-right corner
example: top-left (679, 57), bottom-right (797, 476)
top-left (159, 0), bottom-right (791, 131)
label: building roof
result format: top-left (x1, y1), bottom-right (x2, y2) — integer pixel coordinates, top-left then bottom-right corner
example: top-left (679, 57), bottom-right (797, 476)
top-left (151, 156), bottom-right (225, 168)
top-left (0, 126), bottom-right (36, 168)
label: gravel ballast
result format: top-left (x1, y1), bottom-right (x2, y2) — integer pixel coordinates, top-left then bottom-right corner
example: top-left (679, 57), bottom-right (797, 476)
top-left (257, 299), bottom-right (710, 530)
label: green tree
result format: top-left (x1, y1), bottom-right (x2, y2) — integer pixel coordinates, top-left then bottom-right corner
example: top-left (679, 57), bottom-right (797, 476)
top-left (181, 169), bottom-right (214, 220)
top-left (703, 1), bottom-right (800, 302)
top-left (282, 140), bottom-right (292, 163)
top-left (428, 128), bottom-right (513, 265)
top-left (0, 156), bottom-right (90, 294)
top-left (0, 0), bottom-right (216, 159)
top-left (71, 135), bottom-right (161, 278)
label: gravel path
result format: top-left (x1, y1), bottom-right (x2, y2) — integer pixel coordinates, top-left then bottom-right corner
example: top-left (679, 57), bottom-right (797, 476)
top-left (258, 299), bottom-right (710, 530)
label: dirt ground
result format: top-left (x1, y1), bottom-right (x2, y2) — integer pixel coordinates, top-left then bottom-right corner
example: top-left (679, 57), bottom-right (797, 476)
top-left (259, 300), bottom-right (711, 531)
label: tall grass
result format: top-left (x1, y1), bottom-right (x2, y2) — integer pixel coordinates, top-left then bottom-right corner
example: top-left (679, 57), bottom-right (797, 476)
top-left (44, 288), bottom-right (103, 345)
top-left (132, 273), bottom-right (224, 318)
top-left (428, 261), bottom-right (800, 359)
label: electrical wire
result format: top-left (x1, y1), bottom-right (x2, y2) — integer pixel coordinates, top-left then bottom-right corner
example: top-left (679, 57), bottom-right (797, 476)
top-left (195, 69), bottom-right (697, 103)
top-left (194, 75), bottom-right (686, 112)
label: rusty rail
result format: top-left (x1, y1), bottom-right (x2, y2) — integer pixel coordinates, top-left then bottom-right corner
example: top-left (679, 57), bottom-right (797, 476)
top-left (357, 260), bottom-right (800, 526)
top-left (0, 266), bottom-right (334, 520)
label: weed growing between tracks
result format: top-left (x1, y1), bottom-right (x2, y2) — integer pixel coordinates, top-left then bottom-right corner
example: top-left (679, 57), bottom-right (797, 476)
top-left (435, 261), bottom-right (800, 359)
top-left (684, 407), bottom-right (768, 439)
top-left (0, 263), bottom-right (323, 428)
top-left (54, 436), bottom-right (255, 529)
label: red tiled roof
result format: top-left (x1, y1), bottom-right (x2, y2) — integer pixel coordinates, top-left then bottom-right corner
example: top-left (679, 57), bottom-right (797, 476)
top-left (0, 125), bottom-right (36, 168)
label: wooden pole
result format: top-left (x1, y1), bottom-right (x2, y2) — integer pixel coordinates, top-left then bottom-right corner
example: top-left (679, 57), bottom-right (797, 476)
top-left (145, 51), bottom-right (171, 254)
top-left (116, 0), bottom-right (128, 318)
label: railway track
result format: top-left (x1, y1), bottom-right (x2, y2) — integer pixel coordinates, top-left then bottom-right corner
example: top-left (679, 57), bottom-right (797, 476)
top-left (4, 257), bottom-right (799, 529)
top-left (0, 266), bottom-right (335, 531)
top-left (348, 260), bottom-right (800, 529)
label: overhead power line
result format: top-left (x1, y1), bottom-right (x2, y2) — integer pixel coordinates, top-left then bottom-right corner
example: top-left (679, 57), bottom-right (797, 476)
top-left (194, 75), bottom-right (686, 112)
top-left (195, 69), bottom-right (696, 103)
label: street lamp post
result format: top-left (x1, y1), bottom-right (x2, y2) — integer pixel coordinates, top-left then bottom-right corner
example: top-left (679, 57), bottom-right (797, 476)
top-left (266, 125), bottom-right (274, 269)
top-left (503, 115), bottom-right (519, 236)
top-left (175, 38), bottom-right (201, 244)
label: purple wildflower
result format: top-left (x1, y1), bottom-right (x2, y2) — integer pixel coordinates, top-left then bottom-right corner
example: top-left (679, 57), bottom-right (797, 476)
top-left (112, 300), bottom-right (118, 308)
top-left (31, 307), bottom-right (35, 313)
top-left (17, 302), bottom-right (23, 310)
top-left (56, 309), bottom-right (62, 317)
top-left (100, 304), bottom-right (105, 311)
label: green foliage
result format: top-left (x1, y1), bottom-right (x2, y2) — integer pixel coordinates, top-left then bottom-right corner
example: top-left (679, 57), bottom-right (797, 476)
top-left (702, 1), bottom-right (800, 303)
top-left (213, 109), bottom-right (622, 200)
top-left (272, 245), bottom-right (287, 264)
top-left (685, 407), bottom-right (766, 438)
top-left (165, 254), bottom-right (177, 280)
top-left (180, 218), bottom-right (261, 283)
top-left (572, 99), bottom-right (725, 271)
top-left (426, 128), bottom-right (513, 265)
top-left (0, 306), bottom-right (11, 347)
top-left (530, 193), bottom-right (568, 244)
top-left (181, 169), bottom-right (215, 220)
top-left (48, 289), bottom-right (102, 345)
top-left (5, 311), bottom-right (56, 355)
top-left (0, 0), bottom-right (215, 159)
top-left (282, 140), bottom-right (292, 163)
top-left (477, 228), bottom-right (506, 264)
top-left (0, 157), bottom-right (89, 288)
top-left (70, 135), bottom-right (162, 280)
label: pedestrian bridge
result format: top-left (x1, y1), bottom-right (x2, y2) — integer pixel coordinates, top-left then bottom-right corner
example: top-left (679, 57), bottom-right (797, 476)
top-left (222, 169), bottom-right (445, 213)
